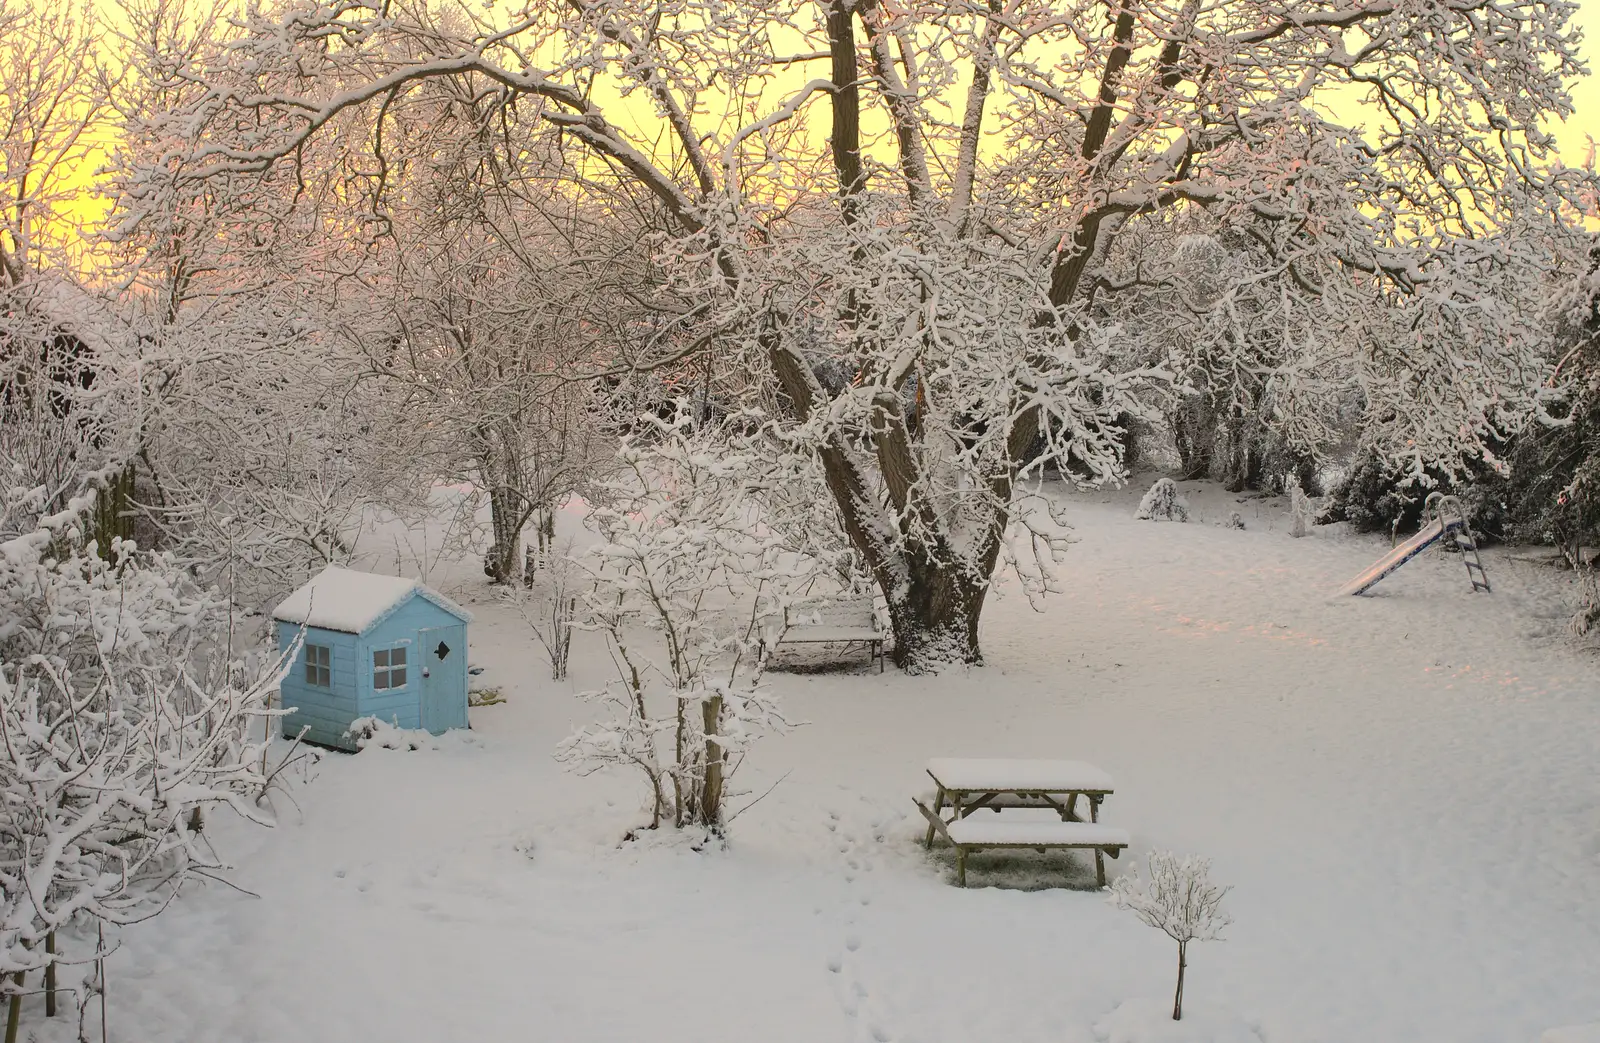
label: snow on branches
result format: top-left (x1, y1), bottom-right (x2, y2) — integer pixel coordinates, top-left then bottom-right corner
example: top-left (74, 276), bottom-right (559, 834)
top-left (0, 329), bottom-right (292, 1029)
top-left (110, 0), bottom-right (1600, 666)
top-left (0, 513), bottom-right (291, 1029)
top-left (557, 407), bottom-right (837, 833)
top-left (1110, 851), bottom-right (1233, 1021)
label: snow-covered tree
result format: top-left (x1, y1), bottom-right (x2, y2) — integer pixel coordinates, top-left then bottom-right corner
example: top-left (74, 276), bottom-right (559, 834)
top-left (0, 0), bottom-right (113, 282)
top-left (1287, 475), bottom-right (1314, 537)
top-left (557, 407), bottom-right (837, 832)
top-left (1110, 851), bottom-right (1232, 1021)
top-left (0, 442), bottom-right (290, 1036)
top-left (87, 1), bottom-right (435, 606)
top-left (115, 0), bottom-right (1597, 668)
top-left (367, 91), bottom-right (640, 585)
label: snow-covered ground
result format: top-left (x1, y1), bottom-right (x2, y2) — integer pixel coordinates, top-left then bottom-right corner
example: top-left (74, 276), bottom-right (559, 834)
top-left (26, 478), bottom-right (1600, 1043)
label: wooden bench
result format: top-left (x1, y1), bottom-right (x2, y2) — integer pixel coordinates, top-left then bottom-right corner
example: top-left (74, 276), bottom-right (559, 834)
top-left (914, 799), bottom-right (1129, 886)
top-left (770, 596), bottom-right (885, 672)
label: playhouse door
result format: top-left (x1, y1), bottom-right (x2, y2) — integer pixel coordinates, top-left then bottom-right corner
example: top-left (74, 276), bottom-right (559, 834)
top-left (417, 627), bottom-right (458, 734)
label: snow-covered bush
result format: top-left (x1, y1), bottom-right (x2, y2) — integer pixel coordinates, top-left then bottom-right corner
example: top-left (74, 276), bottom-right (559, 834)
top-left (0, 489), bottom-right (289, 1033)
top-left (557, 408), bottom-right (824, 833)
top-left (1136, 479), bottom-right (1190, 523)
top-left (1110, 852), bottom-right (1232, 1021)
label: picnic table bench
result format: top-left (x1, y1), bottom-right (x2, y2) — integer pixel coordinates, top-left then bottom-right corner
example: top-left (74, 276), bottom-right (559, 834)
top-left (768, 596), bottom-right (885, 672)
top-left (915, 758), bottom-right (1128, 886)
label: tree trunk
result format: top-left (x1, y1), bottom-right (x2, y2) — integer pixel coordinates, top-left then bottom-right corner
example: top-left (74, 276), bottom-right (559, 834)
top-left (700, 693), bottom-right (724, 828)
top-left (767, 342), bottom-right (997, 674)
top-left (886, 558), bottom-right (986, 672)
top-left (485, 486), bottom-right (523, 585)
top-left (1170, 399), bottom-right (1215, 480)
top-left (91, 461), bottom-right (137, 557)
top-left (1216, 419), bottom-right (1262, 493)
top-left (1173, 940), bottom-right (1187, 1021)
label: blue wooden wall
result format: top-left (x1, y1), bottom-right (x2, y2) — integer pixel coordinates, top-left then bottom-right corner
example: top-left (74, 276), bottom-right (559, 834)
top-left (276, 621), bottom-right (361, 749)
top-left (277, 591), bottom-right (470, 751)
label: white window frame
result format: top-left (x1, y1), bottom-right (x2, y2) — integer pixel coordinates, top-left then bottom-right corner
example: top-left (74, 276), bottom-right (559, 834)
top-left (372, 644), bottom-right (409, 690)
top-left (305, 644), bottom-right (331, 687)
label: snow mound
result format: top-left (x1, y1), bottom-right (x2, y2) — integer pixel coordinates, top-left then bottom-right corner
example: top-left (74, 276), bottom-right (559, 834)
top-left (347, 716), bottom-right (442, 752)
top-left (1094, 999), bottom-right (1264, 1043)
top-left (1136, 479), bottom-right (1190, 522)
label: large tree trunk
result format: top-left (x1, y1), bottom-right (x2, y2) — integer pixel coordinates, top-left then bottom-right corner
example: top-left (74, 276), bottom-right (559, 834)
top-left (769, 338), bottom-right (1000, 672)
top-left (1215, 417), bottom-right (1263, 493)
top-left (1170, 398), bottom-right (1216, 480)
top-left (90, 461), bottom-right (137, 556)
top-left (485, 485), bottom-right (524, 585)
top-left (888, 561), bottom-right (987, 670)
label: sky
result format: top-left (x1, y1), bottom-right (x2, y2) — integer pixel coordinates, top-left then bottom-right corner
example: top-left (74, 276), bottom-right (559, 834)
top-left (1557, 0), bottom-right (1600, 164)
top-left (56, 0), bottom-right (1600, 230)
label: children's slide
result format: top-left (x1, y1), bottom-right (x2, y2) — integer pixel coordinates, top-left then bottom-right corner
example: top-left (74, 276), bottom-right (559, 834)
top-left (1336, 517), bottom-right (1451, 597)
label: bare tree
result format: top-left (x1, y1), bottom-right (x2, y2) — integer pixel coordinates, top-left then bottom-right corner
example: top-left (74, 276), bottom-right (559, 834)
top-left (1110, 851), bottom-right (1232, 1021)
top-left (354, 77), bottom-right (650, 585)
top-left (0, 0), bottom-right (113, 283)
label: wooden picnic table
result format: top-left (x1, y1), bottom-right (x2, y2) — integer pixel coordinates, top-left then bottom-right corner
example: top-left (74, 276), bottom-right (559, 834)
top-left (920, 758), bottom-right (1124, 885)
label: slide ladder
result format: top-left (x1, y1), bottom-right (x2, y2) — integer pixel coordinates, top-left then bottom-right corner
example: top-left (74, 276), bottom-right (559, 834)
top-left (1431, 495), bottom-right (1492, 593)
top-left (1337, 493), bottom-right (1491, 596)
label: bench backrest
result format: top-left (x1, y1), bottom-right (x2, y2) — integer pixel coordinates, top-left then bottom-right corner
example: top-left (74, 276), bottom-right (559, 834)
top-left (785, 596), bottom-right (878, 630)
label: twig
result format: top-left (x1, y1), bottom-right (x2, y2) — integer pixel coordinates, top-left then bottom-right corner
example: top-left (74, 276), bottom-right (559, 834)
top-left (725, 769), bottom-right (792, 823)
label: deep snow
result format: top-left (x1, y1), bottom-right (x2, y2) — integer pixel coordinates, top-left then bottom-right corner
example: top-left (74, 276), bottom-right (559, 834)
top-left (19, 477), bottom-right (1600, 1043)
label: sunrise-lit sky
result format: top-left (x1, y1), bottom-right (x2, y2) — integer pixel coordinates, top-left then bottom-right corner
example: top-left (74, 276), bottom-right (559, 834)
top-left (56, 0), bottom-right (1600, 230)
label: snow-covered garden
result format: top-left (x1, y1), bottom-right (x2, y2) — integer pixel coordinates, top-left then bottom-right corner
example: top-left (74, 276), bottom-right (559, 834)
top-left (5, 0), bottom-right (1600, 1039)
top-left (12, 483), bottom-right (1595, 1043)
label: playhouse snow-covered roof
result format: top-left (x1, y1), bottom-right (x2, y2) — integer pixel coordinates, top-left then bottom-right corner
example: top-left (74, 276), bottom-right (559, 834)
top-left (272, 566), bottom-right (472, 635)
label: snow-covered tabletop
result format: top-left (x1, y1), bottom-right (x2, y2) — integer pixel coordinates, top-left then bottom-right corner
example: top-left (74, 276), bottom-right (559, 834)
top-left (925, 758), bottom-right (1115, 793)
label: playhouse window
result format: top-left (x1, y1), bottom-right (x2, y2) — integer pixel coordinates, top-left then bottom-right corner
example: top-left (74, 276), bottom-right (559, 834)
top-left (304, 644), bottom-right (331, 687)
top-left (373, 646), bottom-right (408, 689)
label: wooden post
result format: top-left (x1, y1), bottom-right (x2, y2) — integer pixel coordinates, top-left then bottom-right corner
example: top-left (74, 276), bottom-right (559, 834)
top-left (5, 970), bottom-right (22, 1043)
top-left (956, 847), bottom-right (967, 887)
top-left (924, 786), bottom-right (945, 847)
top-left (44, 932), bottom-right (54, 1017)
top-left (701, 694), bottom-right (724, 827)
top-left (1095, 848), bottom-right (1107, 887)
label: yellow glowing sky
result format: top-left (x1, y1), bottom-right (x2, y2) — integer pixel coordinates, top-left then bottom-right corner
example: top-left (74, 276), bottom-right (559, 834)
top-left (52, 0), bottom-right (1600, 239)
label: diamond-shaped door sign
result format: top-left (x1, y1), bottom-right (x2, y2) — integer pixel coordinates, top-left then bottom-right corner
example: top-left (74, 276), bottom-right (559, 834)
top-left (434, 641), bottom-right (451, 660)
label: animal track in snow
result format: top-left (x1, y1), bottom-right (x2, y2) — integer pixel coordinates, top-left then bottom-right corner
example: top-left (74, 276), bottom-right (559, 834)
top-left (821, 796), bottom-right (908, 1043)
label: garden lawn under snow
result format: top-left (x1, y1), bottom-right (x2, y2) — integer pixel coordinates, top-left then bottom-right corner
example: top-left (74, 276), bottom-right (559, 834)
top-left (27, 478), bottom-right (1600, 1043)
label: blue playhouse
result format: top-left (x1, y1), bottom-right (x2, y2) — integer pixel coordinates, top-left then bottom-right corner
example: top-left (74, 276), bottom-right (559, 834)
top-left (273, 566), bottom-right (473, 749)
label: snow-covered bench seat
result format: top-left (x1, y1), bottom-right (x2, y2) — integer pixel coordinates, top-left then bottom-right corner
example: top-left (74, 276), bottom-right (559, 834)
top-left (914, 799), bottom-right (1129, 887)
top-left (770, 596), bottom-right (885, 672)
